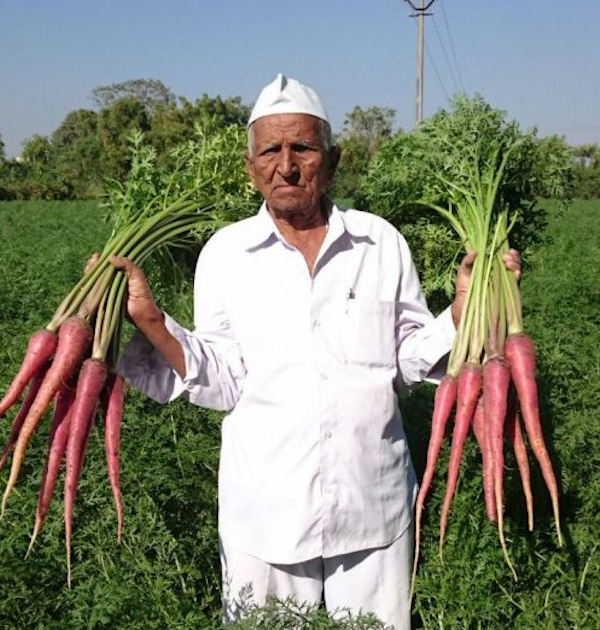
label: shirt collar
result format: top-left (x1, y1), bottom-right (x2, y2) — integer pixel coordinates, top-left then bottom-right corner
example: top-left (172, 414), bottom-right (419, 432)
top-left (241, 197), bottom-right (370, 251)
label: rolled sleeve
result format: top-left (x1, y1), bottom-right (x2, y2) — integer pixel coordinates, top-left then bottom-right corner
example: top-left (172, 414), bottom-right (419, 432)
top-left (396, 307), bottom-right (457, 389)
top-left (117, 313), bottom-right (206, 404)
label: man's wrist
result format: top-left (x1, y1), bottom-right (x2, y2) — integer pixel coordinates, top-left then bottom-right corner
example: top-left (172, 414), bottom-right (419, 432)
top-left (451, 290), bottom-right (467, 327)
top-left (133, 303), bottom-right (165, 336)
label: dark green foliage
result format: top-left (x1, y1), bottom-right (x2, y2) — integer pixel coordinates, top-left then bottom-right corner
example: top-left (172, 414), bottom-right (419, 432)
top-left (98, 97), bottom-right (152, 181)
top-left (330, 106), bottom-right (399, 207)
top-left (226, 597), bottom-right (393, 629)
top-left (52, 110), bottom-right (104, 199)
top-left (92, 79), bottom-right (176, 113)
top-left (571, 144), bottom-right (600, 199)
top-left (0, 80), bottom-right (253, 202)
top-left (361, 95), bottom-right (574, 312)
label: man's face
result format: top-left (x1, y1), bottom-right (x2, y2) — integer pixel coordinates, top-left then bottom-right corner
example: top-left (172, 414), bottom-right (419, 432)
top-left (245, 114), bottom-right (340, 218)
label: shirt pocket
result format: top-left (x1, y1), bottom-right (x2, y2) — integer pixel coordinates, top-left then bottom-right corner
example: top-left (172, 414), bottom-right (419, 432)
top-left (343, 299), bottom-right (397, 368)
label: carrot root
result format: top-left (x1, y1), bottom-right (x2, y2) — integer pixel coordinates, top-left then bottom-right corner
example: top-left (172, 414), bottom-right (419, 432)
top-left (0, 361), bottom-right (51, 472)
top-left (484, 356), bottom-right (517, 580)
top-left (101, 373), bottom-right (125, 542)
top-left (0, 329), bottom-right (57, 418)
top-left (472, 394), bottom-right (496, 523)
top-left (1, 316), bottom-right (92, 517)
top-left (439, 362), bottom-right (482, 555)
top-left (411, 374), bottom-right (457, 597)
top-left (64, 358), bottom-right (107, 587)
top-left (505, 333), bottom-right (563, 547)
top-left (506, 383), bottom-right (534, 532)
top-left (26, 378), bottom-right (77, 558)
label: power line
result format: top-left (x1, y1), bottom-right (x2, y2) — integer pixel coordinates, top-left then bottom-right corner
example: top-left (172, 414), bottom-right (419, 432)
top-left (425, 39), bottom-right (451, 101)
top-left (432, 14), bottom-right (461, 94)
top-left (439, 0), bottom-right (466, 93)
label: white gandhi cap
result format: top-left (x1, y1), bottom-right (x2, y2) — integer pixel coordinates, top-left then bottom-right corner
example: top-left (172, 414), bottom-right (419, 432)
top-left (248, 73), bottom-right (330, 126)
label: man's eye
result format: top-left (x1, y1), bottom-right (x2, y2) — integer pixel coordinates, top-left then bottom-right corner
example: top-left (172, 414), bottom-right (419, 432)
top-left (292, 144), bottom-right (310, 152)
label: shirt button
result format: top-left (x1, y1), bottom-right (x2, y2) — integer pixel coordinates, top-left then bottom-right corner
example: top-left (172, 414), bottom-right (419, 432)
top-left (312, 319), bottom-right (320, 328)
top-left (320, 372), bottom-right (328, 380)
top-left (325, 431), bottom-right (332, 439)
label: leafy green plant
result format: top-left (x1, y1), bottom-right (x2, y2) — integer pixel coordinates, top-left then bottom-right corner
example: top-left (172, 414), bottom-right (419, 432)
top-left (361, 95), bottom-right (573, 312)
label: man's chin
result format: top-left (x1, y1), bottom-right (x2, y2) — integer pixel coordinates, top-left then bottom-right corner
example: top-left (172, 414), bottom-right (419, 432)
top-left (267, 194), bottom-right (313, 216)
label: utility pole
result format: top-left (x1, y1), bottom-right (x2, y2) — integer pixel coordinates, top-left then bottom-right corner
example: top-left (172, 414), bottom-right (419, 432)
top-left (405, 0), bottom-right (437, 125)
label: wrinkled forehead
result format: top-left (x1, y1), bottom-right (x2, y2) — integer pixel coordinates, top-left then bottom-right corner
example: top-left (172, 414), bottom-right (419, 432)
top-left (250, 113), bottom-right (325, 145)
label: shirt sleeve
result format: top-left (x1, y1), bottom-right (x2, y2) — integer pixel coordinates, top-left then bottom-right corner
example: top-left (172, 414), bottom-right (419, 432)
top-left (394, 234), bottom-right (457, 390)
top-left (118, 234), bottom-right (247, 411)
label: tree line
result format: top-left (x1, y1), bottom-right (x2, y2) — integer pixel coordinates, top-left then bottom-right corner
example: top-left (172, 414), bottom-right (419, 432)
top-left (0, 78), bottom-right (598, 201)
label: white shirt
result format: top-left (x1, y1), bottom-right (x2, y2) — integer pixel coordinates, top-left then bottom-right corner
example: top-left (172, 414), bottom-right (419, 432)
top-left (119, 202), bottom-right (456, 564)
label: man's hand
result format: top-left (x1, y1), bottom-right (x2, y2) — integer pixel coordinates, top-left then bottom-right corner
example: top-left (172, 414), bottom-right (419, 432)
top-left (108, 255), bottom-right (163, 330)
top-left (451, 249), bottom-right (521, 326)
top-left (84, 253), bottom-right (162, 330)
top-left (84, 253), bottom-right (186, 378)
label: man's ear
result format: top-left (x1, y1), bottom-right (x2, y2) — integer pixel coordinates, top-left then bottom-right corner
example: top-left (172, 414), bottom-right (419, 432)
top-left (245, 153), bottom-right (257, 187)
top-left (326, 145), bottom-right (342, 183)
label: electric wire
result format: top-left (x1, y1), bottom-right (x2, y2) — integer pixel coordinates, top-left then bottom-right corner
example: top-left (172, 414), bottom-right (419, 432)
top-left (432, 14), bottom-right (461, 94)
top-left (425, 39), bottom-right (451, 101)
top-left (440, 0), bottom-right (466, 93)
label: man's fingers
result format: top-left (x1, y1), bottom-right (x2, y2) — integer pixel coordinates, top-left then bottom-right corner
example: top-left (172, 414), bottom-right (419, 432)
top-left (84, 252), bottom-right (101, 274)
top-left (461, 251), bottom-right (478, 268)
top-left (503, 248), bottom-right (522, 280)
top-left (109, 254), bottom-right (135, 275)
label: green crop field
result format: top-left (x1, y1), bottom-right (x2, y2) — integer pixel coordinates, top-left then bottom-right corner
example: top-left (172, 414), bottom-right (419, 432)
top-left (0, 199), bottom-right (597, 629)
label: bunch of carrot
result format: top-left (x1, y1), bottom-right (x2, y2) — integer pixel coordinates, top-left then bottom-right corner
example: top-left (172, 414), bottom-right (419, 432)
top-left (0, 191), bottom-right (221, 587)
top-left (411, 142), bottom-right (563, 589)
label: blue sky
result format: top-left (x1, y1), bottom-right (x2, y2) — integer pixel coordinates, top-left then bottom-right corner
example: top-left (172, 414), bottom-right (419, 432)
top-left (1, 0), bottom-right (599, 157)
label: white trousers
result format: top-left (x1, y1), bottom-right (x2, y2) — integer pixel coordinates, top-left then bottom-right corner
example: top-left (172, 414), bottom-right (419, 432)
top-left (220, 524), bottom-right (413, 630)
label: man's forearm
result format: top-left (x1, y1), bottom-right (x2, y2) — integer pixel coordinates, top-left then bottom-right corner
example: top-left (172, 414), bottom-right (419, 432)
top-left (134, 310), bottom-right (186, 379)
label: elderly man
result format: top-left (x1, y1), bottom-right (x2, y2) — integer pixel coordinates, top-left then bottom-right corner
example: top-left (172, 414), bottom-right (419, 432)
top-left (116, 74), bottom-right (520, 629)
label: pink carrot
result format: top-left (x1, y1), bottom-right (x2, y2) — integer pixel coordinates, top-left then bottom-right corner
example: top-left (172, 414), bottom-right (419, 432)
top-left (505, 383), bottom-right (534, 532)
top-left (471, 393), bottom-right (496, 523)
top-left (1, 316), bottom-right (92, 516)
top-left (0, 329), bottom-right (57, 418)
top-left (411, 373), bottom-right (457, 595)
top-left (504, 332), bottom-right (562, 546)
top-left (64, 358), bottom-right (107, 588)
top-left (26, 378), bottom-right (77, 557)
top-left (0, 361), bottom-right (50, 470)
top-left (483, 356), bottom-right (517, 580)
top-left (101, 373), bottom-right (125, 542)
top-left (439, 361), bottom-right (482, 551)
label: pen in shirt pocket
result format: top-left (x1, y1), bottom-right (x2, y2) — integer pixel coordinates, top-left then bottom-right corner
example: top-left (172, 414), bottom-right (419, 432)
top-left (346, 287), bottom-right (355, 313)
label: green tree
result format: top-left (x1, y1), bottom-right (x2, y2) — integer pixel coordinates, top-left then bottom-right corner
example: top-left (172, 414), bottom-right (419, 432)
top-left (98, 97), bottom-right (150, 179)
top-left (572, 143), bottom-right (600, 198)
top-left (52, 109), bottom-right (103, 197)
top-left (148, 94), bottom-right (251, 159)
top-left (342, 105), bottom-right (396, 151)
top-left (531, 134), bottom-right (575, 203)
top-left (13, 134), bottom-right (70, 199)
top-left (331, 105), bottom-right (398, 205)
top-left (92, 78), bottom-right (175, 113)
top-left (21, 134), bottom-right (53, 166)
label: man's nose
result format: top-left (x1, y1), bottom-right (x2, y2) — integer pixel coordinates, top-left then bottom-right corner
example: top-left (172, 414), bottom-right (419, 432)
top-left (277, 148), bottom-right (299, 180)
